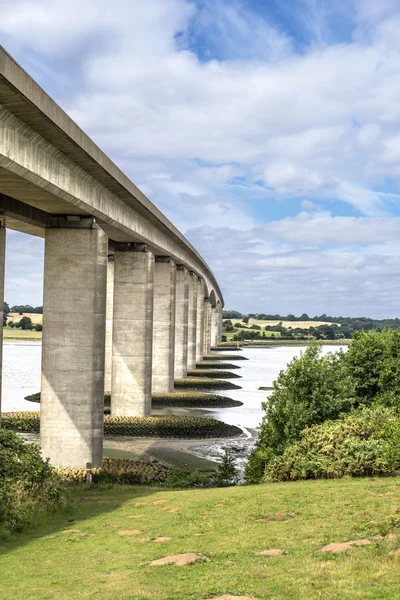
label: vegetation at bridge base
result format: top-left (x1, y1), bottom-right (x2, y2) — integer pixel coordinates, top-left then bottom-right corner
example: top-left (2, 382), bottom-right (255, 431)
top-left (1, 412), bottom-right (242, 439)
top-left (25, 391), bottom-right (243, 408)
top-left (195, 361), bottom-right (241, 369)
top-left (187, 369), bottom-right (241, 379)
top-left (174, 377), bottom-right (241, 391)
top-left (202, 353), bottom-right (248, 361)
top-left (56, 457), bottom-right (170, 486)
top-left (0, 429), bottom-right (65, 536)
top-left (246, 330), bottom-right (400, 484)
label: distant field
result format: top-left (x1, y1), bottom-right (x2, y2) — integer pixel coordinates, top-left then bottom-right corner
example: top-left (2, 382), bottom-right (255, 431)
top-left (231, 318), bottom-right (335, 329)
top-left (7, 312), bottom-right (42, 325)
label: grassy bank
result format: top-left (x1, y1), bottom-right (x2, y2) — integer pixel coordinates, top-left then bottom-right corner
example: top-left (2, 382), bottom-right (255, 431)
top-left (1, 477), bottom-right (400, 599)
top-left (187, 369), bottom-right (242, 379)
top-left (203, 354), bottom-right (248, 361)
top-left (218, 339), bottom-right (350, 347)
top-left (3, 327), bottom-right (42, 341)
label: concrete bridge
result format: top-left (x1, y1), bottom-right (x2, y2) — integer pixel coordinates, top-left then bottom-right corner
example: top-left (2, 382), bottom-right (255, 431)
top-left (0, 47), bottom-right (224, 468)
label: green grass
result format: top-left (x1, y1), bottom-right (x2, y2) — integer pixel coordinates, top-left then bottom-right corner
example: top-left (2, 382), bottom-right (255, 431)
top-left (3, 327), bottom-right (42, 340)
top-left (2, 477), bottom-right (400, 599)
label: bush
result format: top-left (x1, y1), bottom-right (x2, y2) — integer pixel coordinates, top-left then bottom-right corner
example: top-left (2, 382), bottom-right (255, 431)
top-left (264, 406), bottom-right (400, 482)
top-left (56, 458), bottom-right (170, 485)
top-left (35, 324), bottom-right (42, 332)
top-left (2, 412), bottom-right (243, 439)
top-left (166, 468), bottom-right (216, 488)
top-left (215, 449), bottom-right (239, 487)
top-left (0, 430), bottom-right (65, 534)
top-left (245, 343), bottom-right (354, 483)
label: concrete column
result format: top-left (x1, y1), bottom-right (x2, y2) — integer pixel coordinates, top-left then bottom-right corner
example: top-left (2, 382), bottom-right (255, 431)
top-left (0, 221), bottom-right (5, 416)
top-left (40, 217), bottom-right (107, 468)
top-left (203, 299), bottom-right (212, 356)
top-left (104, 254), bottom-right (114, 393)
top-left (196, 278), bottom-right (205, 362)
top-left (174, 266), bottom-right (189, 378)
top-left (111, 244), bottom-right (154, 416)
top-left (187, 272), bottom-right (198, 370)
top-left (210, 305), bottom-right (218, 347)
top-left (152, 258), bottom-right (176, 392)
top-left (217, 303), bottom-right (223, 343)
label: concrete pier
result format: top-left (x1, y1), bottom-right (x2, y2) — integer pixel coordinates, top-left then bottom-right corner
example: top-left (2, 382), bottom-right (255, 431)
top-left (0, 220), bottom-right (5, 414)
top-left (210, 305), bottom-right (218, 347)
top-left (104, 254), bottom-right (114, 393)
top-left (40, 218), bottom-right (107, 468)
top-left (203, 299), bottom-right (212, 355)
top-left (196, 278), bottom-right (205, 361)
top-left (152, 258), bottom-right (176, 392)
top-left (111, 244), bottom-right (154, 416)
top-left (174, 266), bottom-right (189, 378)
top-left (187, 272), bottom-right (198, 369)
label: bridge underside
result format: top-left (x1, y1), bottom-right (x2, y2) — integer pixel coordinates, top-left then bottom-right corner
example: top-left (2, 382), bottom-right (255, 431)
top-left (0, 46), bottom-right (224, 467)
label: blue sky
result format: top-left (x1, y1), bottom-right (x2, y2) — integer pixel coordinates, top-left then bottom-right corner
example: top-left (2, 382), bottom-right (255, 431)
top-left (1, 0), bottom-right (400, 317)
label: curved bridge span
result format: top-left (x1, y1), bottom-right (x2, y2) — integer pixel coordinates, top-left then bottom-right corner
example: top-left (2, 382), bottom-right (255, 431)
top-left (0, 47), bottom-right (224, 467)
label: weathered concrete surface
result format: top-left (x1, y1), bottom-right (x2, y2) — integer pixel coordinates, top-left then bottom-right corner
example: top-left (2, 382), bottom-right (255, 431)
top-left (40, 219), bottom-right (107, 468)
top-left (0, 221), bottom-right (5, 413)
top-left (203, 299), bottom-right (212, 356)
top-left (210, 306), bottom-right (219, 347)
top-left (104, 254), bottom-right (114, 393)
top-left (111, 245), bottom-right (154, 416)
top-left (196, 278), bottom-right (205, 361)
top-left (152, 259), bottom-right (176, 392)
top-left (0, 46), bottom-right (223, 307)
top-left (174, 266), bottom-right (189, 379)
top-left (187, 272), bottom-right (198, 370)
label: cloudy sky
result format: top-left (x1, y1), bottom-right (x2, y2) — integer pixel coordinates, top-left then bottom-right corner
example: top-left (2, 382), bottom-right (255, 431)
top-left (1, 0), bottom-right (400, 317)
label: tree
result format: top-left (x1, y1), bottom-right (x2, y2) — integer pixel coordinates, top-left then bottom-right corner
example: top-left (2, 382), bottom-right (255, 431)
top-left (35, 324), bottom-right (43, 332)
top-left (242, 316), bottom-right (249, 324)
top-left (16, 316), bottom-right (33, 330)
top-left (245, 344), bottom-right (354, 483)
top-left (215, 449), bottom-right (239, 487)
top-left (223, 310), bottom-right (242, 319)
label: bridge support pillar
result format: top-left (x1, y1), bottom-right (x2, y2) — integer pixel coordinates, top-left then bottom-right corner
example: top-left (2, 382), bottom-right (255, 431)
top-left (104, 254), bottom-right (114, 393)
top-left (210, 305), bottom-right (218, 347)
top-left (203, 299), bottom-right (212, 355)
top-left (111, 244), bottom-right (154, 416)
top-left (196, 278), bottom-right (205, 362)
top-left (40, 218), bottom-right (107, 468)
top-left (0, 220), bottom-right (5, 414)
top-left (174, 266), bottom-right (189, 378)
top-left (152, 258), bottom-right (176, 392)
top-left (187, 272), bottom-right (198, 370)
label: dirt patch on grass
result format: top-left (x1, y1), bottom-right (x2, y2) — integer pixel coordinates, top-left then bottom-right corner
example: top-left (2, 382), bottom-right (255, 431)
top-left (117, 530), bottom-right (142, 536)
top-left (258, 511), bottom-right (295, 522)
top-left (61, 529), bottom-right (82, 534)
top-left (256, 549), bottom-right (283, 556)
top-left (150, 553), bottom-right (209, 566)
top-left (128, 515), bottom-right (145, 519)
top-left (153, 500), bottom-right (168, 505)
top-left (320, 539), bottom-right (373, 553)
top-left (204, 596), bottom-right (258, 600)
top-left (154, 537), bottom-right (171, 542)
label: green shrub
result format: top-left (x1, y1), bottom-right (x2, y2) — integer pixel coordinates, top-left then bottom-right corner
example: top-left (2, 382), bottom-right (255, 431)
top-left (215, 449), bottom-right (239, 487)
top-left (345, 329), bottom-right (400, 406)
top-left (174, 378), bottom-right (241, 391)
top-left (2, 412), bottom-right (242, 439)
top-left (187, 370), bottom-right (241, 379)
top-left (166, 468), bottom-right (216, 488)
top-left (0, 430), bottom-right (65, 534)
top-left (264, 406), bottom-right (400, 482)
top-left (56, 458), bottom-right (170, 485)
top-left (245, 343), bottom-right (354, 483)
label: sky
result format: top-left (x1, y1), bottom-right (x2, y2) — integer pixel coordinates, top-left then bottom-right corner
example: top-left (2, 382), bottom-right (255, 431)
top-left (1, 0), bottom-right (400, 317)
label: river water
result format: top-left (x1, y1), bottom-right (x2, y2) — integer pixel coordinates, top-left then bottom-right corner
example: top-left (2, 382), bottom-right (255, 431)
top-left (3, 342), bottom-right (346, 428)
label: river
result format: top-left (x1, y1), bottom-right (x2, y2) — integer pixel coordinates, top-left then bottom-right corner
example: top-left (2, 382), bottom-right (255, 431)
top-left (3, 341), bottom-right (346, 469)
